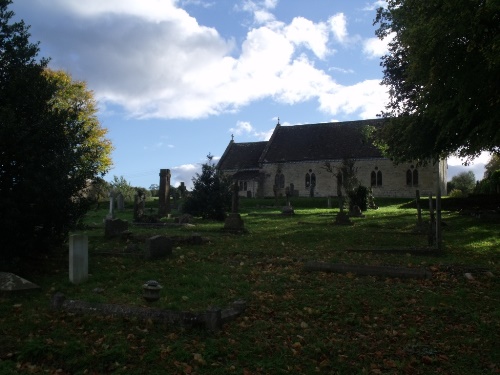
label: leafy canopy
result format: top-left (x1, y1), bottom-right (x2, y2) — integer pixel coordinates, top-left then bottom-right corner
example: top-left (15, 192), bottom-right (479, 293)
top-left (374, 0), bottom-right (499, 163)
top-left (0, 0), bottom-right (113, 265)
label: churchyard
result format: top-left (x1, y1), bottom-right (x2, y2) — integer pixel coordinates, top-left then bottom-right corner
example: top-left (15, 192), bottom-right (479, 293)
top-left (1, 196), bottom-right (499, 374)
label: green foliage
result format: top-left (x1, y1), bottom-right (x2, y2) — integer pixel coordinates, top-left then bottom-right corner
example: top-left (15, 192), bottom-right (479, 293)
top-left (348, 185), bottom-right (369, 211)
top-left (374, 0), bottom-right (500, 162)
top-left (149, 183), bottom-right (159, 197)
top-left (449, 189), bottom-right (465, 198)
top-left (484, 154), bottom-right (500, 179)
top-left (109, 175), bottom-right (135, 201)
top-left (183, 154), bottom-right (232, 221)
top-left (0, 1), bottom-right (113, 265)
top-left (449, 171), bottom-right (476, 196)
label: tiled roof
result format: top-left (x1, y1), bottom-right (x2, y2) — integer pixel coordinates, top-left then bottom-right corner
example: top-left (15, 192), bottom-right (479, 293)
top-left (217, 141), bottom-right (267, 170)
top-left (260, 119), bottom-right (384, 163)
top-left (217, 119), bottom-right (386, 173)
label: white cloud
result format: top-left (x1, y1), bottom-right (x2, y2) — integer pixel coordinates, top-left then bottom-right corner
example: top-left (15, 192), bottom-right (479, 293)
top-left (328, 13), bottom-right (348, 43)
top-left (363, 33), bottom-right (393, 59)
top-left (363, 1), bottom-right (387, 11)
top-left (15, 0), bottom-right (387, 121)
top-left (285, 17), bottom-right (330, 59)
top-left (229, 121), bottom-right (274, 141)
top-left (171, 163), bottom-right (199, 189)
top-left (318, 80), bottom-right (388, 119)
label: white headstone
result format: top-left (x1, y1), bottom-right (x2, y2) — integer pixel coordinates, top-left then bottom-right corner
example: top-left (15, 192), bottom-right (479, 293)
top-left (107, 191), bottom-right (115, 219)
top-left (69, 234), bottom-right (88, 284)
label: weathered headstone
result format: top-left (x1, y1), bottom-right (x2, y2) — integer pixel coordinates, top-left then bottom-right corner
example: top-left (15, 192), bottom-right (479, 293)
top-left (104, 218), bottom-right (129, 238)
top-left (158, 169), bottom-right (171, 217)
top-left (116, 193), bottom-right (125, 211)
top-left (106, 191), bottom-right (115, 219)
top-left (224, 182), bottom-right (246, 231)
top-left (134, 193), bottom-right (145, 221)
top-left (69, 234), bottom-right (88, 284)
top-left (0, 272), bottom-right (40, 292)
top-left (145, 235), bottom-right (172, 259)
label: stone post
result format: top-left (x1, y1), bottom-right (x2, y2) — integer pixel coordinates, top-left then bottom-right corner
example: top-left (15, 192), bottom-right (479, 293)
top-left (107, 191), bottom-right (115, 219)
top-left (158, 169), bottom-right (171, 217)
top-left (69, 234), bottom-right (88, 284)
top-left (231, 182), bottom-right (239, 214)
top-left (416, 190), bottom-right (422, 225)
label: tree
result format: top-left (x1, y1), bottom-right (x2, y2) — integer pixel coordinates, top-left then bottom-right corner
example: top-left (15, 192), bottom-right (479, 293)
top-left (449, 171), bottom-right (476, 196)
top-left (374, 0), bottom-right (500, 163)
top-left (109, 175), bottom-right (135, 201)
top-left (183, 154), bottom-right (232, 221)
top-left (484, 154), bottom-right (500, 179)
top-left (0, 0), bottom-right (113, 265)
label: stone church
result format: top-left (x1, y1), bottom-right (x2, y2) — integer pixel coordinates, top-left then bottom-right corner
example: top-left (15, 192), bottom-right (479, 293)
top-left (217, 119), bottom-right (447, 199)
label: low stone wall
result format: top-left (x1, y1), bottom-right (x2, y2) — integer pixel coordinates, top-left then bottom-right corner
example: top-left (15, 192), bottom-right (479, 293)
top-left (50, 293), bottom-right (246, 331)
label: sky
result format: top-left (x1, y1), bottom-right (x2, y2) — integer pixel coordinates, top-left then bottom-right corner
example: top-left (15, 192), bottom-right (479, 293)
top-left (11, 0), bottom-right (490, 189)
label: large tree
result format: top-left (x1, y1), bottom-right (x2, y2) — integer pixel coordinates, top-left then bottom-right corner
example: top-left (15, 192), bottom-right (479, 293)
top-left (374, 0), bottom-right (499, 163)
top-left (0, 0), bottom-right (113, 265)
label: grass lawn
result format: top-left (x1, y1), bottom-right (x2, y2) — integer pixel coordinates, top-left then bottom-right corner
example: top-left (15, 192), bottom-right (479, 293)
top-left (1, 197), bottom-right (499, 374)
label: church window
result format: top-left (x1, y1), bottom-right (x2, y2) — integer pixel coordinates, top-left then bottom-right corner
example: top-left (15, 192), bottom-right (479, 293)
top-left (371, 170), bottom-right (383, 186)
top-left (305, 171), bottom-right (316, 188)
top-left (406, 167), bottom-right (419, 187)
top-left (275, 173), bottom-right (285, 189)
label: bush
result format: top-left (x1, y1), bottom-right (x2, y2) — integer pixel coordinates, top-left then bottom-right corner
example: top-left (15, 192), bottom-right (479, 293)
top-left (348, 185), bottom-right (369, 211)
top-left (449, 189), bottom-right (465, 198)
top-left (182, 155), bottom-right (232, 221)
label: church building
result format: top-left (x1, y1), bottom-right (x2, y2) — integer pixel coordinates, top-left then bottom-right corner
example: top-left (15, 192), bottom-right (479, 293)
top-left (217, 119), bottom-right (447, 199)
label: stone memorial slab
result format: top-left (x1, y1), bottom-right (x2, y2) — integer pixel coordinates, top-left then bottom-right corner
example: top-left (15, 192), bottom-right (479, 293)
top-left (105, 218), bottom-right (129, 238)
top-left (145, 235), bottom-right (172, 259)
top-left (0, 272), bottom-right (40, 292)
top-left (69, 234), bottom-right (88, 284)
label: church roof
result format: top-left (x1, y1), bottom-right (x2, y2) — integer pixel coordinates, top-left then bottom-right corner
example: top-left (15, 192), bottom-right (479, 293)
top-left (217, 119), bottom-right (385, 172)
top-left (260, 119), bottom-right (384, 163)
top-left (217, 141), bottom-right (267, 171)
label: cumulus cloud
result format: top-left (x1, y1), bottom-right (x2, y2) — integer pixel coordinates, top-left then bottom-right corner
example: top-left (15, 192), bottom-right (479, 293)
top-left (363, 33), bottom-right (394, 59)
top-left (13, 0), bottom-right (388, 121)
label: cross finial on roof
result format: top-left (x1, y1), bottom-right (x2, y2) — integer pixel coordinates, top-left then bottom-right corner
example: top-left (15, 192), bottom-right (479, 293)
top-left (277, 117), bottom-right (280, 125)
top-left (231, 134), bottom-right (234, 141)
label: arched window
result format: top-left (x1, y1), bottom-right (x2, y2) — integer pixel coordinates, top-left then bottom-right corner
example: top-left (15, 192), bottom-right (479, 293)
top-left (412, 169), bottom-right (419, 186)
top-left (275, 173), bottom-right (285, 189)
top-left (406, 168), bottom-right (419, 187)
top-left (371, 170), bottom-right (383, 186)
top-left (406, 170), bottom-right (413, 186)
top-left (310, 173), bottom-right (316, 187)
top-left (305, 173), bottom-right (310, 188)
top-left (244, 181), bottom-right (248, 191)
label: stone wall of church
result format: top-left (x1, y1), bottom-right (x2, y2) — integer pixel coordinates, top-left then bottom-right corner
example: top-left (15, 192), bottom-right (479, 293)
top-left (259, 158), bottom-right (446, 199)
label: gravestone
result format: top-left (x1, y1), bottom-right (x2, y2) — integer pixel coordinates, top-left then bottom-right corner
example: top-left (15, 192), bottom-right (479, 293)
top-left (349, 205), bottom-right (365, 218)
top-left (0, 272), bottom-right (40, 292)
top-left (134, 193), bottom-right (145, 221)
top-left (145, 235), bottom-right (172, 259)
top-left (158, 169), bottom-right (171, 217)
top-left (106, 191), bottom-right (115, 219)
top-left (281, 186), bottom-right (294, 215)
top-left (334, 196), bottom-right (352, 225)
top-left (116, 193), bottom-right (125, 211)
top-left (105, 218), bottom-right (129, 238)
top-left (224, 182), bottom-right (245, 231)
top-left (69, 234), bottom-right (88, 284)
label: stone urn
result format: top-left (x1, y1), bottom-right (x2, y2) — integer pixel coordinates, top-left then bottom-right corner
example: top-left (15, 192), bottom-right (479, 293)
top-left (142, 280), bottom-right (162, 302)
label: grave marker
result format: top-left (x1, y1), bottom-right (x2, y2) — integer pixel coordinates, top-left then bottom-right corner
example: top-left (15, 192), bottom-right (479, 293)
top-left (69, 234), bottom-right (88, 284)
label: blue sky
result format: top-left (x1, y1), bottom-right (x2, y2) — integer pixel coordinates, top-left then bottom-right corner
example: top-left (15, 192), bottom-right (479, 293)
top-left (11, 0), bottom-right (489, 189)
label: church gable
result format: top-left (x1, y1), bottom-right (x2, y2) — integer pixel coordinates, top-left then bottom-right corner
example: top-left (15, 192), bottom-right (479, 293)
top-left (260, 119), bottom-right (385, 163)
